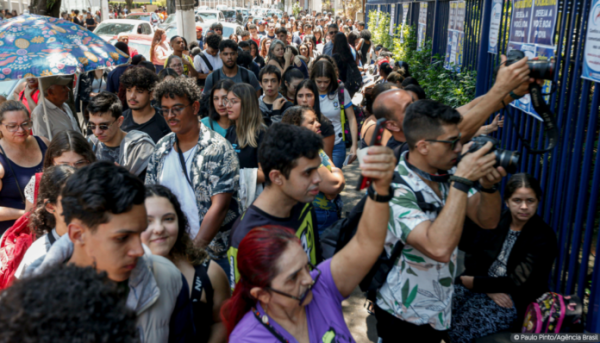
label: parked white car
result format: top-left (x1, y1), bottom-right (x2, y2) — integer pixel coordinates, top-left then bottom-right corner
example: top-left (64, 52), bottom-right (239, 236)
top-left (93, 19), bottom-right (154, 41)
top-left (196, 10), bottom-right (224, 25)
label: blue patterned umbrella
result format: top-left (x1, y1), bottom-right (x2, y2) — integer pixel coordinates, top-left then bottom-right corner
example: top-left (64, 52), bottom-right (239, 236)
top-left (0, 14), bottom-right (130, 80)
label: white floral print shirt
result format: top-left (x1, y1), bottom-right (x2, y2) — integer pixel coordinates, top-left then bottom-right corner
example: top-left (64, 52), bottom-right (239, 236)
top-left (376, 152), bottom-right (476, 331)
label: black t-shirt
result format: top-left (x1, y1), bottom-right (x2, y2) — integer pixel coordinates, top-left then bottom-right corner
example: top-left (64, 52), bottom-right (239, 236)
top-left (227, 202), bottom-right (320, 288)
top-left (121, 107), bottom-right (171, 143)
top-left (225, 126), bottom-right (265, 169)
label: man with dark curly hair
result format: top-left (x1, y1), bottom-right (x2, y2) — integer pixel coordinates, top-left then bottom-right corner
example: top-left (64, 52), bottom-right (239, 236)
top-left (0, 264), bottom-right (138, 343)
top-left (120, 66), bottom-right (171, 143)
top-left (23, 162), bottom-right (194, 343)
top-left (145, 78), bottom-right (241, 277)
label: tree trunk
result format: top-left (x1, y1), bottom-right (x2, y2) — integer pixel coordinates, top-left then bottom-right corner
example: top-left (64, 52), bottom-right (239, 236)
top-left (125, 0), bottom-right (134, 12)
top-left (30, 0), bottom-right (61, 17)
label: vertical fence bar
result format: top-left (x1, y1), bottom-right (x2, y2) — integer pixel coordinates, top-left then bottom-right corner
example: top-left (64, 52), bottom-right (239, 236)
top-left (474, 0), bottom-right (492, 96)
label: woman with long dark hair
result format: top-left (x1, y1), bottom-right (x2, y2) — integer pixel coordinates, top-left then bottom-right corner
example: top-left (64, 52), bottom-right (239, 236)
top-left (220, 143), bottom-right (395, 341)
top-left (309, 60), bottom-right (358, 168)
top-left (332, 32), bottom-right (358, 88)
top-left (143, 184), bottom-right (230, 343)
top-left (280, 68), bottom-right (305, 103)
top-left (292, 79), bottom-right (335, 160)
top-left (248, 39), bottom-right (265, 69)
top-left (266, 39), bottom-right (291, 74)
top-left (200, 79), bottom-right (234, 138)
top-left (356, 29), bottom-right (372, 66)
top-left (450, 174), bottom-right (558, 342)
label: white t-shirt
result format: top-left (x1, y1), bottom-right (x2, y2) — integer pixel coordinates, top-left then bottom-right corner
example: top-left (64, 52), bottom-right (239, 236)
top-left (319, 88), bottom-right (352, 145)
top-left (160, 146), bottom-right (201, 239)
top-left (194, 52), bottom-right (223, 74)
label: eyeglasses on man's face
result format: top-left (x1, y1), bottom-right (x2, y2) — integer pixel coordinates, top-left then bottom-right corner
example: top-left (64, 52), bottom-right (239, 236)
top-left (161, 103), bottom-right (193, 117)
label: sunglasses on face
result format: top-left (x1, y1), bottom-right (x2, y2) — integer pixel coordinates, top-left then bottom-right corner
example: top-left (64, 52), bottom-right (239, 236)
top-left (425, 132), bottom-right (462, 150)
top-left (87, 120), bottom-right (116, 131)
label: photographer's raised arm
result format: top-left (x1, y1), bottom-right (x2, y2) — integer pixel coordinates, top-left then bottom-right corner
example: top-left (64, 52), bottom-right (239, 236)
top-left (465, 165), bottom-right (505, 229)
top-left (457, 55), bottom-right (531, 142)
top-left (406, 143), bottom-right (497, 263)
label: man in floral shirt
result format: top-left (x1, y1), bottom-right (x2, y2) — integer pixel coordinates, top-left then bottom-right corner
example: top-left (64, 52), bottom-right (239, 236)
top-left (374, 100), bottom-right (506, 342)
top-left (145, 78), bottom-right (240, 276)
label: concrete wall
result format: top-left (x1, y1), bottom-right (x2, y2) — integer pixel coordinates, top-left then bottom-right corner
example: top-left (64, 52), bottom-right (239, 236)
top-left (0, 0), bottom-right (29, 14)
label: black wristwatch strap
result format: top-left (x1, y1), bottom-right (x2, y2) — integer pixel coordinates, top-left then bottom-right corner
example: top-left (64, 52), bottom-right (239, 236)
top-left (449, 175), bottom-right (474, 187)
top-left (367, 185), bottom-right (394, 203)
top-left (452, 182), bottom-right (471, 193)
top-left (477, 183), bottom-right (499, 193)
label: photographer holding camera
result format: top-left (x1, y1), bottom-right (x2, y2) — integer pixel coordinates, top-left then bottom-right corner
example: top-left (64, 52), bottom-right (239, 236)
top-left (374, 100), bottom-right (507, 342)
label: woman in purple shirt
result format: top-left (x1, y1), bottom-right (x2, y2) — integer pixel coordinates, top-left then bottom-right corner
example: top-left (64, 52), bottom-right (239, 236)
top-left (220, 145), bottom-right (396, 343)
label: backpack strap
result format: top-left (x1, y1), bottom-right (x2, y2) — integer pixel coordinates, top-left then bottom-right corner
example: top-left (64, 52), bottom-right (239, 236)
top-left (192, 260), bottom-right (214, 310)
top-left (240, 67), bottom-right (250, 84)
top-left (338, 87), bottom-right (346, 141)
top-left (393, 172), bottom-right (442, 215)
top-left (199, 52), bottom-right (213, 72)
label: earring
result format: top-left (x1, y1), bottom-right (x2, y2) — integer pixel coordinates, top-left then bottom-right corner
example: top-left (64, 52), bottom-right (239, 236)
top-left (262, 304), bottom-right (269, 324)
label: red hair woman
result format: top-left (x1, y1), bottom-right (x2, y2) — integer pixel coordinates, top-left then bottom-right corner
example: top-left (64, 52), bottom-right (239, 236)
top-left (220, 145), bottom-right (396, 342)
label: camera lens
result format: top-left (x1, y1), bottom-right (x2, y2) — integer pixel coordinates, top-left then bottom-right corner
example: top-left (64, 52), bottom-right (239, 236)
top-left (528, 60), bottom-right (554, 80)
top-left (495, 150), bottom-right (520, 174)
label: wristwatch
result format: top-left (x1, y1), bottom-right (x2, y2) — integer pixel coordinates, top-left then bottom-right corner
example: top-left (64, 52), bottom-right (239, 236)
top-left (367, 185), bottom-right (394, 203)
top-left (478, 183), bottom-right (499, 193)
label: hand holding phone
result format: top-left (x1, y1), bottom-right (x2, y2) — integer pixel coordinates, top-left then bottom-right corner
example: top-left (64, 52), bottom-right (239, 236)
top-left (356, 118), bottom-right (387, 191)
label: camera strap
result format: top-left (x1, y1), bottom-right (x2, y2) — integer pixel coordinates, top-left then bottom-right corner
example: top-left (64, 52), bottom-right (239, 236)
top-left (503, 83), bottom-right (559, 154)
top-left (405, 155), bottom-right (450, 183)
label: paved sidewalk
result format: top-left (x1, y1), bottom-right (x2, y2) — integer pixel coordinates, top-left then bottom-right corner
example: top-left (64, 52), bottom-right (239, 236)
top-left (339, 158), bottom-right (379, 343)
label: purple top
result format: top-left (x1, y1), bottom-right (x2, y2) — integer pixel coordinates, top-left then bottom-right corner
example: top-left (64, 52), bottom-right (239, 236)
top-left (230, 259), bottom-right (355, 343)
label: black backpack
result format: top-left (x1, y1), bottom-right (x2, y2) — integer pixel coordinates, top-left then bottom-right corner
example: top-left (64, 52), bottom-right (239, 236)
top-left (320, 143), bottom-right (441, 301)
top-left (344, 59), bottom-right (363, 98)
top-left (199, 67), bottom-right (251, 118)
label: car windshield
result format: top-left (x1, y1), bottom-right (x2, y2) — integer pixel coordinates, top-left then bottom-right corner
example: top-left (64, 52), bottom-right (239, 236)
top-left (95, 23), bottom-right (134, 35)
top-left (109, 39), bottom-right (151, 61)
top-left (198, 12), bottom-right (217, 20)
top-left (164, 15), bottom-right (175, 24)
top-left (0, 80), bottom-right (18, 98)
top-left (166, 26), bottom-right (178, 40)
top-left (222, 10), bottom-right (235, 18)
top-left (127, 14), bottom-right (150, 21)
top-left (222, 26), bottom-right (235, 37)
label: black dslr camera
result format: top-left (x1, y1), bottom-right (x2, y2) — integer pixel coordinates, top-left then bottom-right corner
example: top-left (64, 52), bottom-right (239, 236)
top-left (468, 136), bottom-right (520, 174)
top-left (505, 49), bottom-right (554, 80)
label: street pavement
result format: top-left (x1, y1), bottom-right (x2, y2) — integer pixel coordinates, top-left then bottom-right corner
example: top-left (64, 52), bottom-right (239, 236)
top-left (339, 157), bottom-right (379, 343)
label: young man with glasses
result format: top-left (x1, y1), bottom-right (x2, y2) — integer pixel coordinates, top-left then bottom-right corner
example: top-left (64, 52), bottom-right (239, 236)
top-left (322, 24), bottom-right (338, 56)
top-left (87, 92), bottom-right (155, 179)
top-left (374, 99), bottom-right (506, 342)
top-left (145, 78), bottom-right (241, 277)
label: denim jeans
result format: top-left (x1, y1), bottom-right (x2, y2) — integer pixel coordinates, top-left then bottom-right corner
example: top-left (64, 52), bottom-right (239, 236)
top-left (332, 141), bottom-right (347, 168)
top-left (315, 207), bottom-right (339, 236)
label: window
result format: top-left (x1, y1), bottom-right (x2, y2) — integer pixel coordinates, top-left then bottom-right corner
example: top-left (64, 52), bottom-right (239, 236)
top-left (142, 23), bottom-right (152, 35)
top-left (94, 23), bottom-right (135, 35)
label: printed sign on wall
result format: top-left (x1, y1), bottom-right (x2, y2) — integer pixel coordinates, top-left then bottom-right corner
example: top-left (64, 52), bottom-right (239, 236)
top-left (582, 0), bottom-right (600, 82)
top-left (507, 0), bottom-right (558, 119)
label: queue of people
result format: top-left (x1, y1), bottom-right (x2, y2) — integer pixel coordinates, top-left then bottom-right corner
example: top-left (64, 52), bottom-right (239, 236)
top-left (0, 7), bottom-right (558, 343)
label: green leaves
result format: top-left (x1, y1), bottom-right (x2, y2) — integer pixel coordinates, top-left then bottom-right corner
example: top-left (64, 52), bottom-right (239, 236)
top-left (365, 18), bottom-right (477, 108)
top-left (403, 251), bottom-right (426, 263)
top-left (439, 277), bottom-right (453, 287)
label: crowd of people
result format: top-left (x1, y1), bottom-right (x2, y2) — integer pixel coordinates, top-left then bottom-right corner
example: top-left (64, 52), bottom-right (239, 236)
top-left (0, 6), bottom-right (559, 343)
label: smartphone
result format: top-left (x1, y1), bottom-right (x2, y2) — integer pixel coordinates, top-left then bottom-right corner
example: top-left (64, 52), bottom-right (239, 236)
top-left (356, 118), bottom-right (387, 191)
